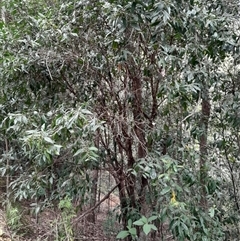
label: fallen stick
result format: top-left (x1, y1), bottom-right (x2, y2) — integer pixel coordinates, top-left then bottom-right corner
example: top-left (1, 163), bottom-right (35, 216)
top-left (74, 182), bottom-right (120, 222)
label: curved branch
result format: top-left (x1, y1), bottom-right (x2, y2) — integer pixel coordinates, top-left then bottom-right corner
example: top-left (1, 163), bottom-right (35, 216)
top-left (73, 182), bottom-right (120, 222)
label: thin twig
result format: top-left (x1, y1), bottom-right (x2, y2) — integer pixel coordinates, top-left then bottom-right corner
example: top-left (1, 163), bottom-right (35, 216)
top-left (5, 139), bottom-right (9, 203)
top-left (74, 182), bottom-right (120, 222)
top-left (45, 52), bottom-right (53, 81)
top-left (181, 96), bottom-right (201, 123)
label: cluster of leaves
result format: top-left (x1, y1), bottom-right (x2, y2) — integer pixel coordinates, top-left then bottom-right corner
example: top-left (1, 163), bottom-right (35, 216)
top-left (118, 154), bottom-right (224, 240)
top-left (0, 105), bottom-right (102, 209)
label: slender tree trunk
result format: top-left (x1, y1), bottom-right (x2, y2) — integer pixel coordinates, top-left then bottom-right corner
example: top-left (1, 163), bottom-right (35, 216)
top-left (88, 135), bottom-right (100, 223)
top-left (199, 86), bottom-right (210, 209)
top-left (4, 139), bottom-right (10, 204)
top-left (131, 75), bottom-right (148, 215)
top-left (87, 169), bottom-right (98, 223)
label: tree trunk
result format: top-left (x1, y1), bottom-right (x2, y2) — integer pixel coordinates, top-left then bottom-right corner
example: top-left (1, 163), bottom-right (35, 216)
top-left (87, 169), bottom-right (98, 223)
top-left (88, 135), bottom-right (100, 223)
top-left (131, 75), bottom-right (148, 215)
top-left (199, 86), bottom-right (210, 209)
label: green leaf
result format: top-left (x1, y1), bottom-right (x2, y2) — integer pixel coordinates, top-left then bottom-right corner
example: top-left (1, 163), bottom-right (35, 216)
top-left (49, 176), bottom-right (53, 185)
top-left (73, 148), bottom-right (84, 157)
top-left (148, 215), bottom-right (158, 222)
top-left (160, 186), bottom-right (171, 195)
top-left (133, 220), bottom-right (144, 226)
top-left (116, 231), bottom-right (129, 239)
top-left (149, 224), bottom-right (157, 231)
top-left (128, 227), bottom-right (137, 236)
top-left (209, 207), bottom-right (215, 218)
top-left (141, 216), bottom-right (148, 223)
top-left (88, 146), bottom-right (98, 152)
top-left (143, 224), bottom-right (152, 235)
top-left (127, 219), bottom-right (132, 227)
top-left (112, 41), bottom-right (119, 49)
top-left (43, 136), bottom-right (54, 144)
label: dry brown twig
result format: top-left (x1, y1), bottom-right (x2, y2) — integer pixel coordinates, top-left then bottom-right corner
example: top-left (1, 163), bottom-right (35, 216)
top-left (73, 182), bottom-right (120, 223)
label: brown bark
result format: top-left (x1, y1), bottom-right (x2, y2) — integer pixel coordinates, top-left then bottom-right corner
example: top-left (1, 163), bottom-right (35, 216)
top-left (131, 74), bottom-right (148, 213)
top-left (94, 46), bottom-right (160, 239)
top-left (87, 169), bottom-right (98, 223)
top-left (88, 134), bottom-right (100, 223)
top-left (199, 87), bottom-right (211, 209)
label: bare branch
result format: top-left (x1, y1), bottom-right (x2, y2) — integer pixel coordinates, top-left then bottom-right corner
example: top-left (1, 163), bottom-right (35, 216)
top-left (73, 182), bottom-right (120, 222)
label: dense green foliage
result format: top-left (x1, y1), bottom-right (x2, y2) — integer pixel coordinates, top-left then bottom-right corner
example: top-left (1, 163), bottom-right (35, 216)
top-left (0, 0), bottom-right (240, 240)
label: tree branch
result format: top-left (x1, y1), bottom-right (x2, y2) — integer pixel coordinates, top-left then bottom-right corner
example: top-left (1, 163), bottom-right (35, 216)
top-left (73, 182), bottom-right (120, 222)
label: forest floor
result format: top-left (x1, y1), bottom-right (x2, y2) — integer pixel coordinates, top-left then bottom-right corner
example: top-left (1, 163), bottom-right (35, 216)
top-left (0, 205), bottom-right (174, 241)
top-left (0, 192), bottom-right (173, 241)
top-left (0, 194), bottom-right (121, 241)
